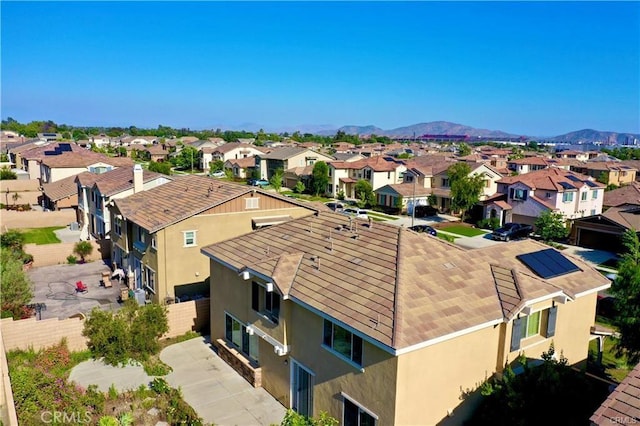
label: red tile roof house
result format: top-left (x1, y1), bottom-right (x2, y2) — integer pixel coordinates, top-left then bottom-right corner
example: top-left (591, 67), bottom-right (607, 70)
top-left (328, 156), bottom-right (406, 198)
top-left (201, 211), bottom-right (609, 425)
top-left (590, 362), bottom-right (640, 425)
top-left (11, 142), bottom-right (85, 181)
top-left (507, 156), bottom-right (573, 175)
top-left (39, 150), bottom-right (133, 184)
top-left (224, 156), bottom-right (257, 179)
top-left (484, 168), bottom-right (605, 227)
top-left (202, 142), bottom-right (266, 171)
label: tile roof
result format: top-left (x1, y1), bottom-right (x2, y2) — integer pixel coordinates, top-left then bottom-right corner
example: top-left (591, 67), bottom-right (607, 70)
top-left (497, 168), bottom-right (604, 192)
top-left (201, 212), bottom-right (608, 350)
top-left (226, 156), bottom-right (257, 168)
top-left (259, 147), bottom-right (311, 160)
top-left (93, 167), bottom-right (169, 197)
top-left (40, 151), bottom-right (133, 168)
top-left (491, 265), bottom-right (523, 319)
top-left (113, 176), bottom-right (314, 233)
top-left (41, 174), bottom-right (78, 202)
top-left (18, 142), bottom-right (84, 159)
top-left (604, 182), bottom-right (640, 207)
top-left (601, 205), bottom-right (640, 230)
top-left (590, 362), bottom-right (640, 425)
top-left (330, 156), bottom-right (404, 172)
top-left (212, 142), bottom-right (258, 154)
top-left (377, 183), bottom-right (432, 197)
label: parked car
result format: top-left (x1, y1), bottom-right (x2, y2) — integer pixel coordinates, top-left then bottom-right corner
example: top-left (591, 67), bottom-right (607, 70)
top-left (342, 208), bottom-right (368, 219)
top-left (414, 205), bottom-right (439, 217)
top-left (409, 225), bottom-right (437, 236)
top-left (211, 170), bottom-right (225, 178)
top-left (491, 223), bottom-right (533, 241)
top-left (249, 179), bottom-right (269, 187)
top-left (325, 202), bottom-right (345, 212)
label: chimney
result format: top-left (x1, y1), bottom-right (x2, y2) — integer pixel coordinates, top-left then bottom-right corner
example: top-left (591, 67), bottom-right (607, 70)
top-left (133, 164), bottom-right (143, 193)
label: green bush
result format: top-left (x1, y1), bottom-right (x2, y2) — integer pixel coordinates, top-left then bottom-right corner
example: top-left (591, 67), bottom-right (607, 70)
top-left (0, 166), bottom-right (17, 180)
top-left (73, 241), bottom-right (93, 262)
top-left (477, 217), bottom-right (501, 230)
top-left (83, 300), bottom-right (169, 366)
top-left (280, 409), bottom-right (339, 426)
top-left (150, 377), bottom-right (171, 395)
top-left (67, 255), bottom-right (77, 264)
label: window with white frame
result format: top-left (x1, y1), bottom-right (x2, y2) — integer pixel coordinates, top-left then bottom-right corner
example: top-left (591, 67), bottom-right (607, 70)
top-left (581, 191), bottom-right (587, 201)
top-left (442, 178), bottom-right (450, 187)
top-left (245, 197), bottom-right (260, 209)
top-left (225, 313), bottom-right (259, 362)
top-left (137, 226), bottom-right (145, 243)
top-left (144, 266), bottom-right (156, 293)
top-left (562, 192), bottom-right (574, 203)
top-left (251, 282), bottom-right (280, 324)
top-left (323, 319), bottom-right (363, 366)
top-left (512, 188), bottom-right (527, 201)
top-left (545, 192), bottom-right (552, 198)
top-left (151, 234), bottom-right (157, 250)
top-left (183, 230), bottom-right (197, 247)
top-left (510, 306), bottom-right (557, 351)
top-left (590, 209), bottom-right (596, 216)
top-left (592, 190), bottom-right (598, 199)
top-left (343, 394), bottom-right (377, 426)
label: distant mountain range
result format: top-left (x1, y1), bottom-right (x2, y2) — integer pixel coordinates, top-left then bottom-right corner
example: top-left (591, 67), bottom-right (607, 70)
top-left (314, 121), bottom-right (639, 144)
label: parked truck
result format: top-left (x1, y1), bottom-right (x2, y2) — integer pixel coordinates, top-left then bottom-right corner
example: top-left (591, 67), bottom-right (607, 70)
top-left (491, 223), bottom-right (533, 241)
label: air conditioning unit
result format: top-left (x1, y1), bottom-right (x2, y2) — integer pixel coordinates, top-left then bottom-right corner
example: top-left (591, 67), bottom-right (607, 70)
top-left (240, 271), bottom-right (250, 280)
top-left (266, 282), bottom-right (274, 292)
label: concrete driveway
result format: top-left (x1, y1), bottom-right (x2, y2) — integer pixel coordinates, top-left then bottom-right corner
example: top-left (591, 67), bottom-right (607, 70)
top-left (70, 336), bottom-right (286, 426)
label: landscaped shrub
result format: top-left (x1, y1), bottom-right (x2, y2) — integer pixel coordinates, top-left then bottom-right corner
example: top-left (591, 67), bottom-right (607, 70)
top-left (83, 300), bottom-right (169, 366)
top-left (73, 241), bottom-right (93, 262)
top-left (477, 217), bottom-right (500, 230)
top-left (67, 255), bottom-right (77, 264)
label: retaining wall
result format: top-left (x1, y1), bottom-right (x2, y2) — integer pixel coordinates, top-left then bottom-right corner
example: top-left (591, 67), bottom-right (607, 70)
top-left (25, 241), bottom-right (102, 267)
top-left (1, 210), bottom-right (76, 230)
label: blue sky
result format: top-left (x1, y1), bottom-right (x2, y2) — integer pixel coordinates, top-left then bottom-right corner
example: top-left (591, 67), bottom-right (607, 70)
top-left (2, 1), bottom-right (639, 136)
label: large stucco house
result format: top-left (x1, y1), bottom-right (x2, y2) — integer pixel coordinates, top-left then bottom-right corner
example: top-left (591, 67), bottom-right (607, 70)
top-left (484, 168), bottom-right (605, 227)
top-left (201, 212), bottom-right (609, 425)
top-left (108, 176), bottom-right (317, 304)
top-left (328, 156), bottom-right (406, 198)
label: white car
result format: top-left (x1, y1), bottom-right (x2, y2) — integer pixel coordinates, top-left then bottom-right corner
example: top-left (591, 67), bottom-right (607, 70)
top-left (211, 171), bottom-right (225, 178)
top-left (342, 208), bottom-right (368, 219)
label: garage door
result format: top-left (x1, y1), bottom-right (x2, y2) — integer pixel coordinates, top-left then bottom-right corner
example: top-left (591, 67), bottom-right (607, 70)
top-left (511, 214), bottom-right (536, 227)
top-left (577, 228), bottom-right (623, 253)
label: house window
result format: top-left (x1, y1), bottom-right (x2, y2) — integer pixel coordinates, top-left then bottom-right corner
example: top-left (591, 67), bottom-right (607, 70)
top-left (592, 190), bottom-right (598, 199)
top-left (225, 313), bottom-right (259, 362)
top-left (251, 282), bottom-right (280, 324)
top-left (545, 192), bottom-right (552, 198)
top-left (114, 217), bottom-right (122, 236)
top-left (511, 188), bottom-right (528, 201)
top-left (590, 209), bottom-right (596, 216)
top-left (343, 394), bottom-right (377, 426)
top-left (364, 170), bottom-right (372, 180)
top-left (323, 319), bottom-right (363, 366)
top-left (581, 191), bottom-right (587, 201)
top-left (562, 192), bottom-right (574, 203)
top-left (151, 234), bottom-right (157, 250)
top-left (442, 178), bottom-right (450, 187)
top-left (183, 230), bottom-right (197, 247)
top-left (144, 266), bottom-right (155, 294)
top-left (137, 226), bottom-right (145, 243)
top-left (510, 306), bottom-right (557, 351)
top-left (245, 197), bottom-right (260, 209)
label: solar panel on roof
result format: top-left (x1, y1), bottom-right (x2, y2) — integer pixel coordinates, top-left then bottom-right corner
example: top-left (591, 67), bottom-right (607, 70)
top-left (59, 143), bottom-right (72, 152)
top-left (516, 248), bottom-right (581, 279)
top-left (566, 175), bottom-right (581, 182)
top-left (559, 182), bottom-right (576, 190)
top-left (585, 181), bottom-right (598, 187)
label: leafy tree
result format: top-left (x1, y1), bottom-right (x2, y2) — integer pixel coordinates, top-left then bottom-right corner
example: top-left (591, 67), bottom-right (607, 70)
top-left (508, 147), bottom-right (524, 161)
top-left (270, 168), bottom-right (284, 193)
top-left (280, 409), bottom-right (338, 426)
top-left (294, 180), bottom-right (305, 194)
top-left (469, 344), bottom-right (608, 426)
top-left (210, 160), bottom-right (224, 172)
top-left (596, 172), bottom-right (609, 185)
top-left (73, 241), bottom-right (93, 262)
top-left (448, 163), bottom-right (485, 221)
top-left (1, 249), bottom-right (34, 319)
top-left (83, 300), bottom-right (169, 366)
top-left (611, 229), bottom-right (640, 364)
top-left (458, 143), bottom-right (472, 156)
top-left (336, 190), bottom-right (345, 201)
top-left (534, 211), bottom-right (568, 242)
top-left (0, 167), bottom-right (17, 180)
top-left (354, 180), bottom-right (375, 208)
top-left (148, 161), bottom-right (172, 176)
top-left (427, 193), bottom-right (437, 207)
top-left (171, 146), bottom-right (200, 171)
top-left (311, 161), bottom-right (329, 196)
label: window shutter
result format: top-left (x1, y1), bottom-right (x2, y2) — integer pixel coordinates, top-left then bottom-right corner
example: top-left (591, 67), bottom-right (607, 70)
top-left (509, 188), bottom-right (515, 199)
top-left (251, 282), bottom-right (259, 311)
top-left (546, 306), bottom-right (558, 337)
top-left (510, 318), bottom-right (523, 351)
top-left (523, 190), bottom-right (528, 200)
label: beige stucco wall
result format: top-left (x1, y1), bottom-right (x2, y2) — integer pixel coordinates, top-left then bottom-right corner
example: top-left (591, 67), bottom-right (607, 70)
top-left (48, 167), bottom-right (87, 183)
top-left (395, 324), bottom-right (501, 425)
top-left (371, 167), bottom-right (405, 191)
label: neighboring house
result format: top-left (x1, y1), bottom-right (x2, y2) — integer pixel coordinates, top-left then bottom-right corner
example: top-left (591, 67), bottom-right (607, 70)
top-left (590, 361), bottom-right (640, 425)
top-left (37, 132), bottom-right (61, 142)
top-left (328, 156), bottom-right (406, 198)
top-left (459, 152), bottom-right (509, 175)
top-left (224, 156), bottom-right (257, 179)
top-left (570, 162), bottom-right (637, 187)
top-left (507, 156), bottom-right (572, 174)
top-left (485, 168), bottom-right (605, 227)
top-left (76, 165), bottom-right (171, 241)
top-left (203, 143), bottom-right (265, 171)
top-left (374, 182), bottom-right (432, 213)
top-left (555, 150), bottom-right (590, 161)
top-left (119, 136), bottom-right (157, 146)
top-left (332, 152), bottom-right (364, 162)
top-left (620, 160), bottom-right (640, 181)
top-left (570, 204), bottom-right (640, 253)
top-left (89, 134), bottom-right (111, 148)
top-left (603, 181), bottom-right (640, 208)
top-left (283, 165), bottom-right (315, 189)
top-left (40, 151), bottom-right (133, 184)
top-left (332, 142), bottom-right (356, 153)
top-left (143, 144), bottom-right (171, 162)
top-left (10, 142), bottom-right (84, 181)
top-left (257, 148), bottom-right (334, 181)
top-left (109, 176), bottom-right (317, 304)
top-left (41, 174), bottom-right (79, 211)
top-left (201, 212), bottom-right (609, 425)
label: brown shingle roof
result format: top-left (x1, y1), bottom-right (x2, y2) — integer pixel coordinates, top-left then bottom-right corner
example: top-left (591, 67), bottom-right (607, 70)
top-left (201, 212), bottom-right (608, 350)
top-left (41, 174), bottom-right (78, 202)
top-left (40, 151), bottom-right (133, 168)
top-left (604, 182), bottom-right (640, 207)
top-left (590, 362), bottom-right (640, 425)
top-left (226, 156), bottom-right (257, 168)
top-left (93, 167), bottom-right (169, 197)
top-left (330, 156), bottom-right (403, 172)
top-left (602, 205), bottom-right (640, 230)
top-left (379, 183), bottom-right (432, 197)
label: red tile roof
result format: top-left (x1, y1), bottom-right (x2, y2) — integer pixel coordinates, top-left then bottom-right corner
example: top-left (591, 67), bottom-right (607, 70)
top-left (497, 168), bottom-right (604, 192)
top-left (331, 156), bottom-right (403, 172)
top-left (590, 362), bottom-right (640, 425)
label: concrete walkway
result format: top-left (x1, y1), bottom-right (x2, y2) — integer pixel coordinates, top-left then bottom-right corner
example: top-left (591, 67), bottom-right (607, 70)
top-left (69, 337), bottom-right (286, 426)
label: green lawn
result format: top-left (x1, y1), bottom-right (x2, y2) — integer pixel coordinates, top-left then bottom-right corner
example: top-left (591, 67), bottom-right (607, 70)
top-left (588, 337), bottom-right (633, 383)
top-left (439, 225), bottom-right (486, 237)
top-left (20, 226), bottom-right (64, 244)
top-left (437, 233), bottom-right (457, 242)
top-left (281, 191), bottom-right (332, 202)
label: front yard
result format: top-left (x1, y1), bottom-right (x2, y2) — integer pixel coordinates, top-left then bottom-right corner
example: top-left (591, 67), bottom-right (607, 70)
top-left (588, 336), bottom-right (634, 383)
top-left (437, 225), bottom-right (487, 237)
top-left (20, 226), bottom-right (64, 244)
